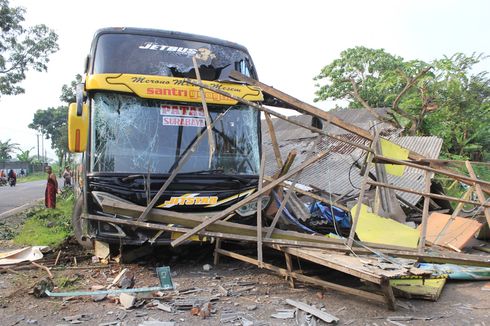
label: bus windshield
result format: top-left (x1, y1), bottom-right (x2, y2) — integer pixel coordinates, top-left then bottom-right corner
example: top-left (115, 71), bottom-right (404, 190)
top-left (93, 33), bottom-right (255, 80)
top-left (90, 93), bottom-right (260, 175)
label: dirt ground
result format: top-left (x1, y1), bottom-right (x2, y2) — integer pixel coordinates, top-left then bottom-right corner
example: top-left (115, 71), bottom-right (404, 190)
top-left (0, 238), bottom-right (489, 326)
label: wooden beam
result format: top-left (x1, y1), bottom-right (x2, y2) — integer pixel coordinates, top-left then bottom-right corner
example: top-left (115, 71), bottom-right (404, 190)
top-left (192, 56), bottom-right (215, 166)
top-left (256, 152), bottom-right (266, 267)
top-left (418, 171), bottom-right (432, 253)
top-left (375, 155), bottom-right (490, 188)
top-left (229, 70), bottom-right (374, 145)
top-left (466, 161), bottom-right (490, 225)
top-left (86, 214), bottom-right (490, 266)
top-left (366, 180), bottom-right (490, 208)
top-left (264, 112), bottom-right (283, 168)
top-left (170, 150), bottom-right (330, 247)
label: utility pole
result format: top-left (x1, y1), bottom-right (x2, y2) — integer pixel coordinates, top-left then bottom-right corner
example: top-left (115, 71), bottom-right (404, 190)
top-left (41, 133), bottom-right (45, 163)
top-left (37, 134), bottom-right (40, 161)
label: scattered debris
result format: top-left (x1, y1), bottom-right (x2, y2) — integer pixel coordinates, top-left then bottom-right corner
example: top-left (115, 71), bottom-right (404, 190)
top-left (271, 309), bottom-right (296, 319)
top-left (119, 293), bottom-right (136, 309)
top-left (0, 246), bottom-right (48, 266)
top-left (202, 264), bottom-right (212, 271)
top-left (286, 299), bottom-right (339, 324)
top-left (32, 278), bottom-right (54, 298)
top-left (62, 313), bottom-right (93, 323)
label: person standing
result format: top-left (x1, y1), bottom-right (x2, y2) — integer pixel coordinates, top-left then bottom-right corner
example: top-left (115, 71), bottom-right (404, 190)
top-left (45, 166), bottom-right (58, 208)
top-left (62, 166), bottom-right (72, 187)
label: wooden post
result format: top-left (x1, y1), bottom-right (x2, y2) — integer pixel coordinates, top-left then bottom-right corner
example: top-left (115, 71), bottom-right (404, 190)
top-left (257, 152), bottom-right (266, 268)
top-left (284, 253), bottom-right (295, 288)
top-left (213, 238), bottom-right (222, 265)
top-left (264, 112), bottom-right (283, 168)
top-left (465, 161), bottom-right (490, 225)
top-left (418, 170), bottom-right (432, 253)
top-left (192, 56), bottom-right (215, 166)
top-left (347, 133), bottom-right (380, 248)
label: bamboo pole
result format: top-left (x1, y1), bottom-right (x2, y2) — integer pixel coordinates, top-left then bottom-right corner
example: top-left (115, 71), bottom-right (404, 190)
top-left (366, 180), bottom-right (490, 208)
top-left (264, 112), bottom-right (283, 168)
top-left (192, 56), bottom-right (215, 166)
top-left (418, 170), bottom-right (432, 253)
top-left (465, 161), bottom-right (490, 225)
top-left (256, 152), bottom-right (266, 267)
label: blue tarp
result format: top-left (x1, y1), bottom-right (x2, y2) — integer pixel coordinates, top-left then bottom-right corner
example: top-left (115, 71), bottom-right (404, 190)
top-left (308, 201), bottom-right (351, 228)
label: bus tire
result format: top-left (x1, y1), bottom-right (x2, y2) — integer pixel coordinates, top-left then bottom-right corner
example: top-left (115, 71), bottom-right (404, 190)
top-left (72, 195), bottom-right (93, 249)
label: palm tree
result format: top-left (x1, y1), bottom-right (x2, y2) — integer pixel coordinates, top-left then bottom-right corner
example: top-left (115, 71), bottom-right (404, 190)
top-left (16, 147), bottom-right (35, 163)
top-left (0, 139), bottom-right (20, 161)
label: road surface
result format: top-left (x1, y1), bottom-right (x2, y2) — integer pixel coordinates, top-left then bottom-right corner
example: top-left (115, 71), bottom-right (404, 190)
top-left (0, 178), bottom-right (62, 215)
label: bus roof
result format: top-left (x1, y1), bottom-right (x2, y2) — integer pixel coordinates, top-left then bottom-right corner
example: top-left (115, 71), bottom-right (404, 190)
top-left (92, 27), bottom-right (252, 55)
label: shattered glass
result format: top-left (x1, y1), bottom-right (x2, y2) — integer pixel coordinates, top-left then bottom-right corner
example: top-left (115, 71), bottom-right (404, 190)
top-left (90, 93), bottom-right (260, 175)
top-left (93, 34), bottom-right (254, 80)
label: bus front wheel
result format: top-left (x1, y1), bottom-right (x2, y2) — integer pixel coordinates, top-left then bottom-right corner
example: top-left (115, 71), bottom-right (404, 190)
top-left (72, 195), bottom-right (93, 249)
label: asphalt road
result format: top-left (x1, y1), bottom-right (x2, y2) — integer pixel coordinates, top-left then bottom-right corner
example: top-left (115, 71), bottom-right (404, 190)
top-left (0, 179), bottom-right (61, 215)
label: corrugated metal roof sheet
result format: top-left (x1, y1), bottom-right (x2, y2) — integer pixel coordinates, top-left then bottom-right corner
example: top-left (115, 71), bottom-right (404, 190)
top-left (261, 111), bottom-right (443, 206)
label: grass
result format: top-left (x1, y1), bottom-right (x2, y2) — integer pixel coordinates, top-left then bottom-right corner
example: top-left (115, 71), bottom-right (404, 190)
top-left (14, 188), bottom-right (74, 247)
top-left (17, 172), bottom-right (46, 183)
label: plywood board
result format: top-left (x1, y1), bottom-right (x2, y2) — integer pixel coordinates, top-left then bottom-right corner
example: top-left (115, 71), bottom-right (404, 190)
top-left (421, 212), bottom-right (483, 250)
top-left (352, 204), bottom-right (419, 248)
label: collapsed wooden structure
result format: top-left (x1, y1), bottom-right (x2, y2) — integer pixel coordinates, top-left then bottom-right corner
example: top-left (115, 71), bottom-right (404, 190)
top-left (86, 69), bottom-right (490, 310)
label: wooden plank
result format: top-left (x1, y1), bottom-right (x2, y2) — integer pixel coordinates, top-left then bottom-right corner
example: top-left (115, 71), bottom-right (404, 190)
top-left (213, 238), bottom-right (221, 265)
top-left (257, 152), bottom-right (266, 267)
top-left (184, 78), bottom-right (373, 154)
top-left (375, 155), bottom-right (490, 188)
top-left (466, 161), bottom-right (490, 225)
top-left (277, 246), bottom-right (383, 284)
top-left (432, 187), bottom-right (473, 245)
top-left (192, 56), bottom-right (215, 165)
top-left (170, 150), bottom-right (330, 247)
top-left (215, 248), bottom-right (388, 305)
top-left (366, 180), bottom-right (490, 208)
top-left (418, 171), bottom-right (432, 253)
top-left (347, 133), bottom-right (379, 247)
top-left (229, 70), bottom-right (375, 146)
top-left (285, 299), bottom-right (339, 323)
top-left (264, 112), bottom-right (283, 168)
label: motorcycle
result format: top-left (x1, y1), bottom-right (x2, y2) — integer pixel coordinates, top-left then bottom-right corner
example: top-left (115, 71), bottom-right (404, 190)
top-left (8, 177), bottom-right (16, 187)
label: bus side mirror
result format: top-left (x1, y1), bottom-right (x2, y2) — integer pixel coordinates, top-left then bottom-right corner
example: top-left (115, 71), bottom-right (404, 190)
top-left (68, 102), bottom-right (89, 152)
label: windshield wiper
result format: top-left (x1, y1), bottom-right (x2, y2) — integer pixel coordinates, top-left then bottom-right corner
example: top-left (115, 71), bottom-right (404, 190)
top-left (181, 169), bottom-right (225, 175)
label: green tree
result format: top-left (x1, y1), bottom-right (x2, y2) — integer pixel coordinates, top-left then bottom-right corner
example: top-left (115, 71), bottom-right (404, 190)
top-left (0, 0), bottom-right (59, 97)
top-left (314, 46), bottom-right (433, 131)
top-left (425, 53), bottom-right (490, 158)
top-left (0, 138), bottom-right (19, 160)
top-left (314, 48), bottom-right (489, 159)
top-left (16, 147), bottom-right (35, 163)
top-left (29, 106), bottom-right (68, 166)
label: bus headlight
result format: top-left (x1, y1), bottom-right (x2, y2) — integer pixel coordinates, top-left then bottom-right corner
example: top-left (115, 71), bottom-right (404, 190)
top-left (236, 196), bottom-right (270, 217)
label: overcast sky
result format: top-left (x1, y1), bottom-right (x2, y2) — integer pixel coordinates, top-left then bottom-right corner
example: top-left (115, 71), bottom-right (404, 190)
top-left (1, 0), bottom-right (489, 159)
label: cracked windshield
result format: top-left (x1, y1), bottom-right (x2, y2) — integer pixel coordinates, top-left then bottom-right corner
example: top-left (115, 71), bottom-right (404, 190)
top-left (90, 93), bottom-right (260, 175)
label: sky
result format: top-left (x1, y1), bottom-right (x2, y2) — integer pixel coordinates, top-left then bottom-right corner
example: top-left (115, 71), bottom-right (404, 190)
top-left (1, 0), bottom-right (489, 160)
